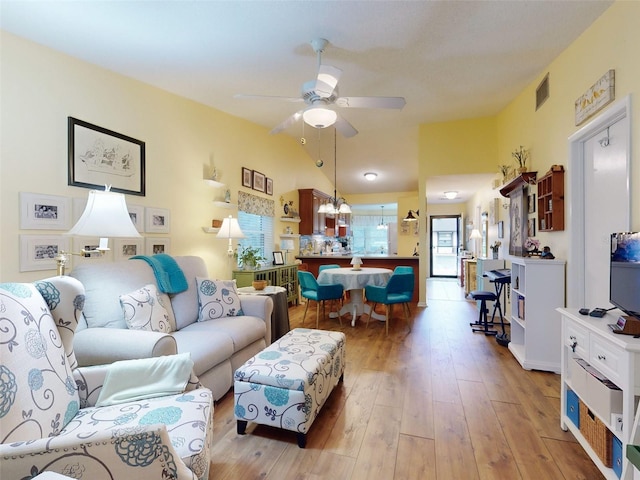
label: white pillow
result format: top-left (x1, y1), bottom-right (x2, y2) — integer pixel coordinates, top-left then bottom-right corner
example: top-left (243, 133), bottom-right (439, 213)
top-left (197, 277), bottom-right (244, 321)
top-left (120, 284), bottom-right (174, 333)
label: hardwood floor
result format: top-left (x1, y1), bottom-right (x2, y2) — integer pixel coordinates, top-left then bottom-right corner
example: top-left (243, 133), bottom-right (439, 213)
top-left (209, 278), bottom-right (604, 479)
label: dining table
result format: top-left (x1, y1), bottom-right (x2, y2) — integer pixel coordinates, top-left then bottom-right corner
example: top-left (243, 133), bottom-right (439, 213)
top-left (317, 267), bottom-right (393, 327)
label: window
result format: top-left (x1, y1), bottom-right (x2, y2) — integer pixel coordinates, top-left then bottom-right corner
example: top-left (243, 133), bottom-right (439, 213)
top-left (237, 211), bottom-right (274, 266)
top-left (350, 215), bottom-right (393, 254)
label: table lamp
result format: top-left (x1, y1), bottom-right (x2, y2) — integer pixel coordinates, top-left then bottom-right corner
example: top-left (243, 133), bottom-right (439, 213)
top-left (216, 215), bottom-right (245, 256)
top-left (280, 239), bottom-right (295, 264)
top-left (57, 185), bottom-right (141, 275)
top-left (470, 228), bottom-right (482, 258)
top-left (350, 256), bottom-right (363, 270)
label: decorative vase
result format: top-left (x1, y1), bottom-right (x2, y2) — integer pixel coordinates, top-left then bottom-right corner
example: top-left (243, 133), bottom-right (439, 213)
top-left (492, 250), bottom-right (499, 259)
top-left (518, 166), bottom-right (527, 174)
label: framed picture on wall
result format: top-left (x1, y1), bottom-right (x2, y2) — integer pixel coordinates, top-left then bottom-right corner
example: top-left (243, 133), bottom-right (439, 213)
top-left (68, 117), bottom-right (145, 196)
top-left (497, 221), bottom-right (504, 239)
top-left (145, 207), bottom-right (170, 233)
top-left (242, 167), bottom-right (252, 188)
top-left (19, 235), bottom-right (70, 272)
top-left (252, 171), bottom-right (265, 192)
top-left (146, 237), bottom-right (171, 255)
top-left (508, 186), bottom-right (527, 256)
top-left (20, 192), bottom-right (72, 230)
top-left (265, 177), bottom-right (273, 195)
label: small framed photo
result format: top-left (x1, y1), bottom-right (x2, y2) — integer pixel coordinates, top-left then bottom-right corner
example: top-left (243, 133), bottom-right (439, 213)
top-left (273, 251), bottom-right (284, 265)
top-left (113, 238), bottom-right (144, 260)
top-left (252, 171), bottom-right (265, 192)
top-left (73, 237), bottom-right (112, 266)
top-left (528, 193), bottom-right (536, 214)
top-left (145, 207), bottom-right (170, 233)
top-left (265, 177), bottom-right (273, 196)
top-left (242, 167), bottom-right (253, 188)
top-left (127, 204), bottom-right (145, 233)
top-left (146, 237), bottom-right (171, 255)
top-left (20, 234), bottom-right (70, 272)
top-left (498, 220), bottom-right (504, 239)
top-left (528, 218), bottom-right (536, 237)
top-left (20, 192), bottom-right (72, 230)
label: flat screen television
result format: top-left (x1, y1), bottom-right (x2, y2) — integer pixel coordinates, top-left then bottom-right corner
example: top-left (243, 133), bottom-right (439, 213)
top-left (610, 232), bottom-right (640, 319)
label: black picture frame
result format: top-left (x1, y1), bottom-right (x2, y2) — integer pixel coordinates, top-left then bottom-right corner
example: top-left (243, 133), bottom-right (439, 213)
top-left (265, 177), bottom-right (273, 196)
top-left (242, 167), bottom-right (252, 188)
top-left (528, 193), bottom-right (536, 213)
top-left (497, 220), bottom-right (504, 239)
top-left (253, 170), bottom-right (265, 192)
top-left (68, 117), bottom-right (145, 196)
top-left (272, 251), bottom-right (284, 265)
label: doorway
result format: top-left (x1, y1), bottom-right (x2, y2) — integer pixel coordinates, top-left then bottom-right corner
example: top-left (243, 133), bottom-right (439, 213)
top-left (430, 215), bottom-right (461, 277)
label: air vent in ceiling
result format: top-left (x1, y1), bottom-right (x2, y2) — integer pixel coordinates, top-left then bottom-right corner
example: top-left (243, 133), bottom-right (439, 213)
top-left (536, 73), bottom-right (549, 111)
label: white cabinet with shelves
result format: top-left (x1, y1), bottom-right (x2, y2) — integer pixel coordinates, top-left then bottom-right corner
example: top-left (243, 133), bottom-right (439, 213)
top-left (559, 308), bottom-right (640, 480)
top-left (508, 256), bottom-right (565, 372)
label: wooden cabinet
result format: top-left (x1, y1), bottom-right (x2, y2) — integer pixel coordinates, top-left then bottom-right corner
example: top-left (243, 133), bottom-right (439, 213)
top-left (509, 257), bottom-right (565, 372)
top-left (232, 265), bottom-right (299, 305)
top-left (537, 167), bottom-right (564, 231)
top-left (463, 259), bottom-right (477, 296)
top-left (559, 308), bottom-right (640, 479)
top-left (298, 188), bottom-right (349, 236)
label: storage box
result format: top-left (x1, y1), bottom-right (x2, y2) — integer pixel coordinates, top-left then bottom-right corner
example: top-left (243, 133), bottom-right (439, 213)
top-left (570, 357), bottom-right (622, 422)
top-left (580, 400), bottom-right (613, 467)
top-left (566, 388), bottom-right (580, 428)
top-left (612, 435), bottom-right (623, 478)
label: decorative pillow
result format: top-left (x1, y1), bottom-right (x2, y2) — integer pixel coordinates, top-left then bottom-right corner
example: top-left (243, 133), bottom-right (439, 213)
top-left (119, 284), bottom-right (174, 333)
top-left (196, 277), bottom-right (244, 321)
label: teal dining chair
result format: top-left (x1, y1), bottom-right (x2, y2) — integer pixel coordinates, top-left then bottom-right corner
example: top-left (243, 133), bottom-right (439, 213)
top-left (393, 266), bottom-right (414, 274)
top-left (297, 270), bottom-right (344, 328)
top-left (318, 264), bottom-right (340, 272)
top-left (364, 272), bottom-right (414, 335)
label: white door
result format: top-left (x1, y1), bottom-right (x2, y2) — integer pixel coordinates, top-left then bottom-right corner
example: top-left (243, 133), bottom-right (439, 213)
top-left (568, 96), bottom-right (631, 308)
top-left (583, 119), bottom-right (629, 308)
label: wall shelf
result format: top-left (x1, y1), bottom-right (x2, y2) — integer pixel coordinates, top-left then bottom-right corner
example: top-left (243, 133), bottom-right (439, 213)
top-left (537, 166), bottom-right (565, 231)
top-left (280, 234), bottom-right (300, 239)
top-left (202, 227), bottom-right (220, 234)
top-left (213, 201), bottom-right (236, 209)
top-left (204, 179), bottom-right (225, 188)
top-left (280, 217), bottom-right (301, 223)
top-left (499, 172), bottom-right (537, 197)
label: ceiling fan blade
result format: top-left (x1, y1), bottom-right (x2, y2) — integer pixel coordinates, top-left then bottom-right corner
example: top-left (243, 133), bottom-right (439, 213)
top-left (315, 65), bottom-right (342, 98)
top-left (234, 93), bottom-right (303, 103)
top-left (335, 96), bottom-right (406, 109)
top-left (334, 114), bottom-right (358, 138)
top-left (269, 111), bottom-right (303, 135)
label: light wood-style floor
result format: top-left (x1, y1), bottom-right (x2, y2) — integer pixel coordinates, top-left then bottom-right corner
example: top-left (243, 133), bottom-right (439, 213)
top-left (209, 278), bottom-right (604, 479)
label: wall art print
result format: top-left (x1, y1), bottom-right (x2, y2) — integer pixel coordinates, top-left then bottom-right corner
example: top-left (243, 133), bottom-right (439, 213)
top-left (20, 234), bottom-right (70, 272)
top-left (20, 192), bottom-right (72, 230)
top-left (68, 117), bottom-right (145, 196)
top-left (509, 186), bottom-right (527, 257)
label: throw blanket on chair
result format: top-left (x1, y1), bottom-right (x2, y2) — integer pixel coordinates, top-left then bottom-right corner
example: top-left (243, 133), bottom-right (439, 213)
top-left (130, 254), bottom-right (188, 294)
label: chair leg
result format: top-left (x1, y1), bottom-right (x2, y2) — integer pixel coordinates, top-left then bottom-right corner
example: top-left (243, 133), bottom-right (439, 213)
top-left (385, 305), bottom-right (390, 335)
top-left (316, 301), bottom-right (321, 329)
top-left (302, 300), bottom-right (310, 326)
top-left (403, 302), bottom-right (412, 332)
top-left (334, 299), bottom-right (343, 326)
top-left (366, 303), bottom-right (377, 328)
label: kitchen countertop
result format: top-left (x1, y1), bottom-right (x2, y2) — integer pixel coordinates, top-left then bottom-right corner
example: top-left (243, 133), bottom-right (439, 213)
top-left (296, 254), bottom-right (417, 259)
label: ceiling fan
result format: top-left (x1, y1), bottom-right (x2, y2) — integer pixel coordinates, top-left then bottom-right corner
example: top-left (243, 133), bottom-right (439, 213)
top-left (235, 38), bottom-right (406, 138)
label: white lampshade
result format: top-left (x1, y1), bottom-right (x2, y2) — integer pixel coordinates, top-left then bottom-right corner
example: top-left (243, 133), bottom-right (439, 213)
top-left (280, 239), bottom-right (295, 251)
top-left (338, 203), bottom-right (352, 214)
top-left (350, 256), bottom-right (363, 270)
top-left (302, 106), bottom-right (337, 128)
top-left (470, 228), bottom-right (482, 240)
top-left (68, 188), bottom-right (140, 239)
top-left (216, 215), bottom-right (245, 256)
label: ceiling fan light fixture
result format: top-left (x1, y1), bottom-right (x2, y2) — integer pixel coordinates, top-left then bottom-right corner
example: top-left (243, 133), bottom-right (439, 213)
top-left (444, 191), bottom-right (458, 200)
top-left (302, 106), bottom-right (337, 128)
top-left (364, 172), bottom-right (377, 181)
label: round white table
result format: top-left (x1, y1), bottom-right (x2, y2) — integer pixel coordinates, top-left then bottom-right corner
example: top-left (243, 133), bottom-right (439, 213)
top-left (317, 267), bottom-right (392, 326)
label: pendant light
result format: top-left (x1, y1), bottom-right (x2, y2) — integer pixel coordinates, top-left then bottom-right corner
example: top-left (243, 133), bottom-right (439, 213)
top-left (377, 205), bottom-right (388, 230)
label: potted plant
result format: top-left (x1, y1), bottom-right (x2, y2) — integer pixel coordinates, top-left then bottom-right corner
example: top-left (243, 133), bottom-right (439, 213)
top-left (512, 145), bottom-right (529, 173)
top-left (235, 246), bottom-right (266, 270)
top-left (498, 164), bottom-right (511, 183)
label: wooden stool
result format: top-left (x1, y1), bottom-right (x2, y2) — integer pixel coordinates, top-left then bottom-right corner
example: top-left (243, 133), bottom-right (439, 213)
top-left (469, 290), bottom-right (498, 336)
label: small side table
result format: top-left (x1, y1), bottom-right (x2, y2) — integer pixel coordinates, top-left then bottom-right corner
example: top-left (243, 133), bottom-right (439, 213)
top-left (237, 286), bottom-right (291, 342)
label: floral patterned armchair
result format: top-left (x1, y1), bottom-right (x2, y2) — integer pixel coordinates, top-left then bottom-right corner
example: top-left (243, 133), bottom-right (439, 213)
top-left (0, 276), bottom-right (213, 480)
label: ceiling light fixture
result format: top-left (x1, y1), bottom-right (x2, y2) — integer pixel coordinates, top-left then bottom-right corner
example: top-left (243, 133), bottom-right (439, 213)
top-left (377, 205), bottom-right (388, 230)
top-left (302, 105), bottom-right (337, 128)
top-left (318, 129), bottom-right (351, 215)
top-left (364, 172), bottom-right (377, 181)
top-left (444, 191), bottom-right (458, 200)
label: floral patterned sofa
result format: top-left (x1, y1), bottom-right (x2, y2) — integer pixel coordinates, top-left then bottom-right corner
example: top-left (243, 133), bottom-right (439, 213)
top-left (0, 276), bottom-right (213, 480)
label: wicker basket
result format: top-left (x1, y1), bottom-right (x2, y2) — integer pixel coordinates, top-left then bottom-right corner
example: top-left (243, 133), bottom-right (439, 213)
top-left (579, 400), bottom-right (613, 467)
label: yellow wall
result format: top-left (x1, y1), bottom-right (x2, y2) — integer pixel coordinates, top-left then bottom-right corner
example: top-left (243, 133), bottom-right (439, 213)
top-left (0, 32), bottom-right (335, 281)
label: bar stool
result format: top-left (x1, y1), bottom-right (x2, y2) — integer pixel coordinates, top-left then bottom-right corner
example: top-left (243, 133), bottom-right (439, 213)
top-left (469, 290), bottom-right (498, 336)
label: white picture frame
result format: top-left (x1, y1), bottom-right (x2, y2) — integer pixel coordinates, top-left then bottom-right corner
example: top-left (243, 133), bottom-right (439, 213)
top-left (145, 207), bottom-right (170, 233)
top-left (20, 234), bottom-right (70, 272)
top-left (127, 204), bottom-right (145, 233)
top-left (146, 237), bottom-right (171, 255)
top-left (20, 192), bottom-right (72, 230)
top-left (113, 238), bottom-right (144, 260)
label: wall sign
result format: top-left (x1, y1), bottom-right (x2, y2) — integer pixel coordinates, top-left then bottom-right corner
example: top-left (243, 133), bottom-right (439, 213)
top-left (575, 70), bottom-right (615, 126)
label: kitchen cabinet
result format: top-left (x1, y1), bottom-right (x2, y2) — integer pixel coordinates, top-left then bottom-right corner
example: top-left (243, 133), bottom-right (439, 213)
top-left (298, 188), bottom-right (350, 236)
top-left (232, 264), bottom-right (299, 305)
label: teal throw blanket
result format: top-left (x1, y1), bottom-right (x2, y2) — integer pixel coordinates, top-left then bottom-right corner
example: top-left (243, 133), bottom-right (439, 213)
top-left (130, 254), bottom-right (188, 294)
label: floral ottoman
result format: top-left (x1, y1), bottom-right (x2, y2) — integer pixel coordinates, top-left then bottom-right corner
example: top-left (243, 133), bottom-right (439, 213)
top-left (233, 327), bottom-right (346, 448)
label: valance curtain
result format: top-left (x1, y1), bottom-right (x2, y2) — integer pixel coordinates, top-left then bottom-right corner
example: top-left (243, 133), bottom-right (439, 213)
top-left (238, 191), bottom-right (275, 217)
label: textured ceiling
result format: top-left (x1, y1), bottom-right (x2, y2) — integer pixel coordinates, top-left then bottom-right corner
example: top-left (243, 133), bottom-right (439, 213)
top-left (0, 0), bottom-right (613, 202)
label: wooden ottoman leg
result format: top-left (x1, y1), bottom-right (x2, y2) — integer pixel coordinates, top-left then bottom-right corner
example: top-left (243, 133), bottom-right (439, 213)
top-left (237, 420), bottom-right (248, 435)
top-left (297, 432), bottom-right (307, 449)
